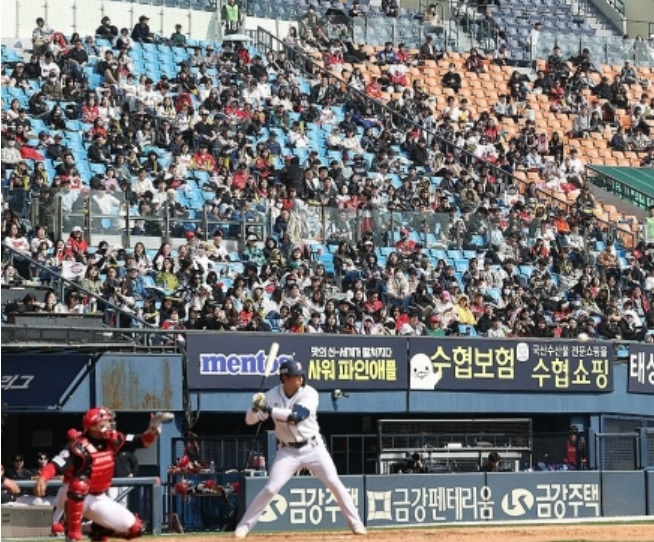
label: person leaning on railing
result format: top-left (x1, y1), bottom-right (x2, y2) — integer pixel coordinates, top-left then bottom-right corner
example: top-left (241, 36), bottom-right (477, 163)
top-left (1, 466), bottom-right (21, 504)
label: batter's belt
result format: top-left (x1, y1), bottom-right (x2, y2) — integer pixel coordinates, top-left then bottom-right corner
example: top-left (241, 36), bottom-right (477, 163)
top-left (279, 435), bottom-right (319, 449)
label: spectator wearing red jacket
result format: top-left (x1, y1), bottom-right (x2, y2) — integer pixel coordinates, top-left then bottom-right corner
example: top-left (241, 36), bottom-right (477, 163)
top-left (65, 226), bottom-right (89, 260)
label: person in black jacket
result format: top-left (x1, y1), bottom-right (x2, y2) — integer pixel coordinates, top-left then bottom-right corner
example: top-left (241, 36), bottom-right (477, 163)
top-left (1, 467), bottom-right (21, 503)
top-left (597, 311), bottom-right (622, 339)
top-left (5, 454), bottom-right (34, 480)
top-left (28, 91), bottom-right (49, 118)
top-left (88, 134), bottom-right (112, 164)
top-left (610, 126), bottom-right (627, 151)
top-left (9, 63), bottom-right (30, 89)
top-left (249, 56), bottom-right (267, 80)
top-left (96, 16), bottom-right (118, 40)
top-left (419, 35), bottom-right (443, 61)
top-left (442, 63), bottom-right (462, 94)
top-left (592, 76), bottom-right (613, 100)
top-left (47, 134), bottom-right (70, 161)
top-left (619, 312), bottom-right (646, 341)
top-left (108, 449), bottom-right (139, 507)
top-left (131, 15), bottom-right (154, 43)
top-left (23, 55), bottom-right (42, 79)
top-left (280, 156), bottom-right (305, 197)
top-left (310, 75), bottom-right (335, 105)
top-left (480, 451), bottom-right (501, 472)
top-left (65, 39), bottom-right (88, 83)
top-left (410, 138), bottom-right (430, 167)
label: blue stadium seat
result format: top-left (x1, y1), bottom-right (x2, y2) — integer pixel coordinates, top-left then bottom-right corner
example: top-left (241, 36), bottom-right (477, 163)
top-left (454, 260), bottom-right (468, 273)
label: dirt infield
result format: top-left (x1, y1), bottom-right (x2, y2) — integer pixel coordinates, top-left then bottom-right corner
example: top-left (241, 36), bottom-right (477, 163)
top-left (158, 523), bottom-right (654, 542)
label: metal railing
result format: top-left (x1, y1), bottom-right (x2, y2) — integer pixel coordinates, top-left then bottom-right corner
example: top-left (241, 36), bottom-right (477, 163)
top-left (351, 17), bottom-right (448, 49)
top-left (532, 181), bottom-right (639, 250)
top-left (294, 207), bottom-right (453, 249)
top-left (1, 323), bottom-right (187, 350)
top-left (1, 244), bottom-right (168, 333)
top-left (533, 32), bottom-right (654, 68)
top-left (1, 188), bottom-right (274, 251)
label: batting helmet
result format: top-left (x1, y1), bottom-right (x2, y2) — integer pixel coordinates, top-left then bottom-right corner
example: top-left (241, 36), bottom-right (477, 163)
top-left (82, 406), bottom-right (115, 434)
top-left (279, 360), bottom-right (305, 380)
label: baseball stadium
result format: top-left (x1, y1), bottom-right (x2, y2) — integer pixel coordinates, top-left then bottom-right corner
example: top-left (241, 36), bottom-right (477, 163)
top-left (1, 0), bottom-right (654, 540)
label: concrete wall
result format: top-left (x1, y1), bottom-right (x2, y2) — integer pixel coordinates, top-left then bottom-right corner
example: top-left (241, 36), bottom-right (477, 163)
top-left (624, 0), bottom-right (654, 38)
top-left (590, 0), bottom-right (626, 34)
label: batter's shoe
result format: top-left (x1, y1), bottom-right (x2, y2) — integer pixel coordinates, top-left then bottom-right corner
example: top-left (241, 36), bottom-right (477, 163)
top-left (352, 525), bottom-right (368, 536)
top-left (50, 522), bottom-right (66, 537)
top-left (233, 527), bottom-right (248, 539)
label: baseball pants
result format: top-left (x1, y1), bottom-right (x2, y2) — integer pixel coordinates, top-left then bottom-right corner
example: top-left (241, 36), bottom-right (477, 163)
top-left (237, 439), bottom-right (363, 533)
top-left (107, 486), bottom-right (130, 507)
top-left (53, 484), bottom-right (68, 523)
top-left (79, 493), bottom-right (137, 532)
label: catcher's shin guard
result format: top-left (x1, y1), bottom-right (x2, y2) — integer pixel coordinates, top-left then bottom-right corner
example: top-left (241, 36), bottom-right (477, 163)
top-left (65, 478), bottom-right (89, 541)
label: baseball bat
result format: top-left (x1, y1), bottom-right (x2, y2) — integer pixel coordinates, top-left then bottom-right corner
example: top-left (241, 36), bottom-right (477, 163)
top-left (257, 342), bottom-right (279, 393)
top-left (244, 342), bottom-right (279, 471)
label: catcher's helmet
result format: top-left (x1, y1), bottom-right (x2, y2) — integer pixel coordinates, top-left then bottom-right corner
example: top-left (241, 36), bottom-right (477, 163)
top-left (66, 428), bottom-right (82, 442)
top-left (82, 406), bottom-right (115, 434)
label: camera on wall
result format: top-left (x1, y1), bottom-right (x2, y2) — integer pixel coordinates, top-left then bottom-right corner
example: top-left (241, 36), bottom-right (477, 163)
top-left (331, 389), bottom-right (349, 400)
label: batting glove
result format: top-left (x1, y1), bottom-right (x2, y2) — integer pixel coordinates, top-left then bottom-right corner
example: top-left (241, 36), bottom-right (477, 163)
top-left (149, 412), bottom-right (174, 435)
top-left (251, 393), bottom-right (271, 414)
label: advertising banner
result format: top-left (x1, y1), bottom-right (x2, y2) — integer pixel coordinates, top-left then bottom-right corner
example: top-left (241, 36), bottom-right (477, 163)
top-left (1, 354), bottom-right (89, 408)
top-left (488, 471), bottom-right (601, 520)
top-left (239, 476), bottom-right (364, 531)
top-left (365, 473), bottom-right (486, 525)
top-left (627, 344), bottom-right (654, 394)
top-left (365, 472), bottom-right (601, 526)
top-left (187, 334), bottom-right (407, 390)
top-left (409, 338), bottom-right (613, 392)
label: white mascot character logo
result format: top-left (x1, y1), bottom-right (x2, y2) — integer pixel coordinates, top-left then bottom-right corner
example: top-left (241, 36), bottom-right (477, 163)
top-left (409, 353), bottom-right (442, 390)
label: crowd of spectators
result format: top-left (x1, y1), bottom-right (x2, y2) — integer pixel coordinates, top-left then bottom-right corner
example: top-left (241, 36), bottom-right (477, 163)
top-left (2, 10), bottom-right (654, 342)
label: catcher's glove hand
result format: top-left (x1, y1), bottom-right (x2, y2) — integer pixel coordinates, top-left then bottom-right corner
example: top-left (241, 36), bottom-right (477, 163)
top-left (150, 412), bottom-right (174, 434)
top-left (251, 393), bottom-right (271, 414)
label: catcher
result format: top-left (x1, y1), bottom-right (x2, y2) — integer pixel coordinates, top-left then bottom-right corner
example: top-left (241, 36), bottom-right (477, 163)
top-left (34, 407), bottom-right (173, 541)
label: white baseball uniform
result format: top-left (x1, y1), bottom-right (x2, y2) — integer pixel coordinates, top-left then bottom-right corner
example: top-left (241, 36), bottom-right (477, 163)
top-left (235, 383), bottom-right (365, 536)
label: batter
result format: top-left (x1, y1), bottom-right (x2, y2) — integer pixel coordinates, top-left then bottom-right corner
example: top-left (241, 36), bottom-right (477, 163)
top-left (34, 407), bottom-right (172, 541)
top-left (234, 360), bottom-right (367, 538)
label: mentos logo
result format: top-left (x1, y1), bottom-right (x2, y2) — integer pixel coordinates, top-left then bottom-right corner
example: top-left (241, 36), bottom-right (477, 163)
top-left (199, 350), bottom-right (293, 376)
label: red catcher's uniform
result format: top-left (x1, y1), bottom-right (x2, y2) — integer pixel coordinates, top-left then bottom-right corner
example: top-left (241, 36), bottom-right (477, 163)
top-left (46, 431), bottom-right (151, 540)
